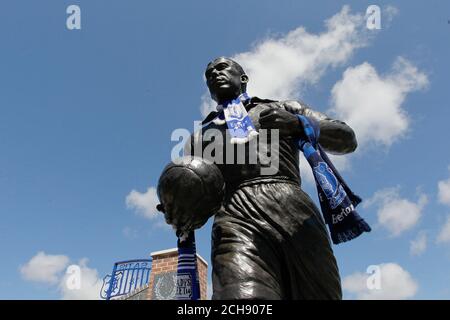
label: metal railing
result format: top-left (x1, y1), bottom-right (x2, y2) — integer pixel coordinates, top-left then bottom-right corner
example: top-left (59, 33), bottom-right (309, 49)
top-left (100, 259), bottom-right (152, 300)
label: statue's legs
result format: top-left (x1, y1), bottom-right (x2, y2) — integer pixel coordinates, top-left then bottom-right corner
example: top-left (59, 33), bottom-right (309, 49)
top-left (211, 181), bottom-right (342, 300)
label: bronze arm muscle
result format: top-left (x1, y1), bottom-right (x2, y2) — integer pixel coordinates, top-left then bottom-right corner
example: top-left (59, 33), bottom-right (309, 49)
top-left (282, 100), bottom-right (358, 155)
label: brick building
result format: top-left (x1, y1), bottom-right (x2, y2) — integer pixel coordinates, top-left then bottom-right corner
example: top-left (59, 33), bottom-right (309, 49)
top-left (119, 248), bottom-right (208, 300)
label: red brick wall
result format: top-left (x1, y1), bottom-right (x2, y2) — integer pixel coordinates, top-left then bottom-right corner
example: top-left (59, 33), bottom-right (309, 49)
top-left (197, 257), bottom-right (208, 300)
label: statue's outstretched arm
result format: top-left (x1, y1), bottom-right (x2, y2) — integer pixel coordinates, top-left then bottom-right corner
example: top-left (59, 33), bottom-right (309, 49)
top-left (282, 100), bottom-right (357, 155)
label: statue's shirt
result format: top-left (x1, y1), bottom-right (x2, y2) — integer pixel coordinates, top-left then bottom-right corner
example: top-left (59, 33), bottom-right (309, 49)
top-left (187, 97), bottom-right (357, 192)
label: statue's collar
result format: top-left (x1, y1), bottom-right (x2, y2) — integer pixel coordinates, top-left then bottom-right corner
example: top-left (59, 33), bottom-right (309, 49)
top-left (202, 95), bottom-right (276, 125)
top-left (216, 92), bottom-right (251, 112)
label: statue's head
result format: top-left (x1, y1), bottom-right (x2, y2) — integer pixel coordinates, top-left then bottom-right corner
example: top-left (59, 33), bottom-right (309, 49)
top-left (205, 57), bottom-right (249, 104)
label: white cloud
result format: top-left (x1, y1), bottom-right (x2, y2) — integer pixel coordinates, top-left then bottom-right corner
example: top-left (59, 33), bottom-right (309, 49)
top-left (126, 187), bottom-right (160, 219)
top-left (20, 252), bottom-right (70, 284)
top-left (437, 215), bottom-right (450, 244)
top-left (438, 167), bottom-right (450, 206)
top-left (21, 252), bottom-right (103, 300)
top-left (364, 187), bottom-right (427, 237)
top-left (343, 263), bottom-right (418, 300)
top-left (59, 259), bottom-right (103, 300)
top-left (330, 57), bottom-right (428, 148)
top-left (201, 6), bottom-right (371, 116)
top-left (342, 272), bottom-right (368, 294)
top-left (410, 231), bottom-right (427, 256)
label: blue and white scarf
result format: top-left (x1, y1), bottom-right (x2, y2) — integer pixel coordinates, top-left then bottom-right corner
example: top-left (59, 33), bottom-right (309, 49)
top-left (214, 92), bottom-right (259, 144)
top-left (176, 231), bottom-right (201, 300)
top-left (297, 115), bottom-right (371, 244)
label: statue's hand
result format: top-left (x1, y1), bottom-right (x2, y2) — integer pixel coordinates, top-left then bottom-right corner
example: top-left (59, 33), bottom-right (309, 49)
top-left (156, 202), bottom-right (191, 232)
top-left (156, 201), bottom-right (214, 233)
top-left (259, 108), bottom-right (304, 137)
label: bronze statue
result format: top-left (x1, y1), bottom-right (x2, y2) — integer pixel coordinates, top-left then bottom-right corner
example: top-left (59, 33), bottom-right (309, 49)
top-left (163, 57), bottom-right (358, 299)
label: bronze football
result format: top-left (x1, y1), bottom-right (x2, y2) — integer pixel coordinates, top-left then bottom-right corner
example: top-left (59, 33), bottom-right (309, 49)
top-left (157, 156), bottom-right (225, 232)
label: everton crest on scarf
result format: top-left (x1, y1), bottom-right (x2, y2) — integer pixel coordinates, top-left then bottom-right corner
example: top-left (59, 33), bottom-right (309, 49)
top-left (175, 231), bottom-right (201, 300)
top-left (214, 92), bottom-right (259, 144)
top-left (297, 115), bottom-right (371, 244)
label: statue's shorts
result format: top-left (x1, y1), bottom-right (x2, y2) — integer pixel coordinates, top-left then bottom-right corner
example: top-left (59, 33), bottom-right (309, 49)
top-left (211, 179), bottom-right (342, 300)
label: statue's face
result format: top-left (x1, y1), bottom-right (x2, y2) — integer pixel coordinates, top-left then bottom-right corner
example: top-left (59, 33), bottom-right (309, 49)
top-left (205, 58), bottom-right (245, 103)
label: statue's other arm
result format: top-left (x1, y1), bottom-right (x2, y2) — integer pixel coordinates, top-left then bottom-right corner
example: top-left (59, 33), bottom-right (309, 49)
top-left (282, 100), bottom-right (358, 155)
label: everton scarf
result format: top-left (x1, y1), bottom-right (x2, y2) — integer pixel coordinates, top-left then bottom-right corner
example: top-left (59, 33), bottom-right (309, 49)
top-left (214, 92), bottom-right (259, 144)
top-left (175, 231), bottom-right (200, 300)
top-left (297, 115), bottom-right (371, 244)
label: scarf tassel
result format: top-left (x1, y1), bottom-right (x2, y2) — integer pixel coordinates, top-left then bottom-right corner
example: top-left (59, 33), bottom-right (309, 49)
top-left (330, 218), bottom-right (372, 244)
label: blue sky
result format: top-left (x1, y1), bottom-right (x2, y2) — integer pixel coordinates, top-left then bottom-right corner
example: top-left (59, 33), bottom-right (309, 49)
top-left (1, 0), bottom-right (450, 299)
